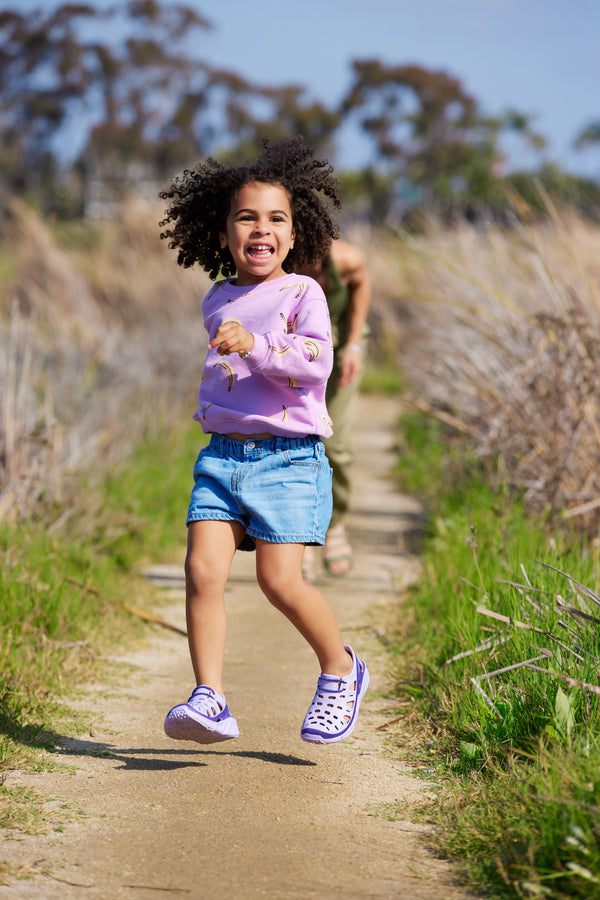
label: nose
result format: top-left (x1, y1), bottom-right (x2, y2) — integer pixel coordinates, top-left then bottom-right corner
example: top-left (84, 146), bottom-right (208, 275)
top-left (252, 217), bottom-right (270, 234)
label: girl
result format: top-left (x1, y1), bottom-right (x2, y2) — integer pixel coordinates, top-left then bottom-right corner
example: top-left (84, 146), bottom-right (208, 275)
top-left (158, 137), bottom-right (368, 745)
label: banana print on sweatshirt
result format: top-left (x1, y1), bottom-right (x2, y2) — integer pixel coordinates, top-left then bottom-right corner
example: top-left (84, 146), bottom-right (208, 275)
top-left (194, 273), bottom-right (333, 438)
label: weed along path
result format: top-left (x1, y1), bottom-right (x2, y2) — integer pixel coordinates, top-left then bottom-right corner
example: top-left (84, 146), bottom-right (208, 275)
top-left (1, 395), bottom-right (476, 900)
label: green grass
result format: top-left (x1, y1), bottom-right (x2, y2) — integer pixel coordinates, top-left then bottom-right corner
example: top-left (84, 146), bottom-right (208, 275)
top-left (432, 749), bottom-right (600, 899)
top-left (73, 419), bottom-right (207, 571)
top-left (0, 249), bottom-right (17, 290)
top-left (0, 785), bottom-right (81, 834)
top-left (391, 413), bottom-right (600, 899)
top-left (0, 417), bottom-right (207, 820)
top-left (360, 362), bottom-right (405, 394)
top-left (48, 219), bottom-right (106, 253)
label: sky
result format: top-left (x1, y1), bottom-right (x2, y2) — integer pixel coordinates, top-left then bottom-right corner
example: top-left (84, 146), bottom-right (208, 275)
top-left (9, 0), bottom-right (600, 178)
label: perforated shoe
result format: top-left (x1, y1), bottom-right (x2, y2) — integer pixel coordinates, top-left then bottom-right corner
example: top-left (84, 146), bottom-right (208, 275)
top-left (164, 685), bottom-right (239, 744)
top-left (301, 645), bottom-right (369, 744)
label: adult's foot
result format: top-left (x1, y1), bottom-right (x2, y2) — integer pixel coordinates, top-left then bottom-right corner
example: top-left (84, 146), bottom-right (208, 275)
top-left (323, 522), bottom-right (353, 577)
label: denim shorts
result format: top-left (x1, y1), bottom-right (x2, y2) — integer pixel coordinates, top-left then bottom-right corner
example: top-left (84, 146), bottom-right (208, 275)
top-left (186, 434), bottom-right (333, 550)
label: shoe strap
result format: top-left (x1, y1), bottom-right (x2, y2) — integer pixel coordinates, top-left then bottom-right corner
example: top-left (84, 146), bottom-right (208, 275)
top-left (318, 648), bottom-right (357, 691)
top-left (188, 685), bottom-right (226, 715)
top-left (317, 672), bottom-right (355, 693)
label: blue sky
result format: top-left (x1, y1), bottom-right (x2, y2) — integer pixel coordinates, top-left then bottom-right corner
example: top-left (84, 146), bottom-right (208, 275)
top-left (9, 0), bottom-right (600, 177)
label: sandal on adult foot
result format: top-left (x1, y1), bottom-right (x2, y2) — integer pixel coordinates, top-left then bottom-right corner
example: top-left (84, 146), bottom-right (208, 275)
top-left (301, 645), bottom-right (369, 744)
top-left (302, 546), bottom-right (318, 585)
top-left (323, 522), bottom-right (353, 577)
top-left (164, 685), bottom-right (239, 744)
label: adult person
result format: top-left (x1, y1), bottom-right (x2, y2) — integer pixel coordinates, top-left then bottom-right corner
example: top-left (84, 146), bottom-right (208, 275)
top-left (302, 237), bottom-right (371, 580)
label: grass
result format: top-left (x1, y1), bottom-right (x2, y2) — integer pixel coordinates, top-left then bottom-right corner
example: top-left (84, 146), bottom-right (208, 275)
top-left (390, 208), bottom-right (600, 533)
top-left (0, 785), bottom-right (81, 835)
top-left (391, 411), bottom-right (600, 899)
top-left (0, 416), bottom-right (207, 836)
top-left (0, 196), bottom-right (210, 529)
top-left (360, 362), bottom-right (405, 394)
top-left (3, 195), bottom-right (600, 892)
top-left (70, 418), bottom-right (207, 570)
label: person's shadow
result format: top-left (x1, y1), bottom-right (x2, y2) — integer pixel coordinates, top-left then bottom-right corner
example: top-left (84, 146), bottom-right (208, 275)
top-left (2, 718), bottom-right (317, 771)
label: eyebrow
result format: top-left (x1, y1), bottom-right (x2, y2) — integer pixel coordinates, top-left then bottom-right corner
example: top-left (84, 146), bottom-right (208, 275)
top-left (233, 207), bottom-right (290, 217)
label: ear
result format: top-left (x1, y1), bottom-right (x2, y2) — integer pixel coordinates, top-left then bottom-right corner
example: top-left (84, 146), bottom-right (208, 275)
top-left (290, 227), bottom-right (296, 249)
top-left (219, 232), bottom-right (228, 249)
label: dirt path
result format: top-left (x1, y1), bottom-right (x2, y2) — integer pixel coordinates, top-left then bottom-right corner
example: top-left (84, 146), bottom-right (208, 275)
top-left (1, 395), bottom-right (475, 900)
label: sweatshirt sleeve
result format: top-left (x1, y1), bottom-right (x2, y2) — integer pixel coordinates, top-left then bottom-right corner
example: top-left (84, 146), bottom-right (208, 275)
top-left (244, 282), bottom-right (333, 387)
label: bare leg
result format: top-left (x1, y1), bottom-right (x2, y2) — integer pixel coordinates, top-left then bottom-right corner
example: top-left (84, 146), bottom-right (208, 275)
top-left (185, 519), bottom-right (245, 695)
top-left (255, 540), bottom-right (352, 677)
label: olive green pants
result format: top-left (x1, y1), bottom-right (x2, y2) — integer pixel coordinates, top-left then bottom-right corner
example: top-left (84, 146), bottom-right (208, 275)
top-left (324, 347), bottom-right (364, 529)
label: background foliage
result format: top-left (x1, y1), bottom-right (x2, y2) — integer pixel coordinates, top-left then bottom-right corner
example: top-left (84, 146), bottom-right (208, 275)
top-left (1, 1), bottom-right (599, 221)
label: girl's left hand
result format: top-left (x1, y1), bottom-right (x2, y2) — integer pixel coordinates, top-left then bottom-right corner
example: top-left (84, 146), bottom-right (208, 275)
top-left (209, 321), bottom-right (254, 358)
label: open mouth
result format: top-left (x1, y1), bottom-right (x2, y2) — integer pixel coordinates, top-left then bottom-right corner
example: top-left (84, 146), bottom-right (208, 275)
top-left (247, 244), bottom-right (274, 259)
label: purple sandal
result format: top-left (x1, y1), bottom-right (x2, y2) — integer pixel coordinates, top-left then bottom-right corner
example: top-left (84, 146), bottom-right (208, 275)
top-left (164, 685), bottom-right (239, 744)
top-left (301, 645), bottom-right (369, 744)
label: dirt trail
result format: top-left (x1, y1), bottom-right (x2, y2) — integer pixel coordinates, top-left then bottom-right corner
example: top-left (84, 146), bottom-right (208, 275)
top-left (1, 395), bottom-right (475, 900)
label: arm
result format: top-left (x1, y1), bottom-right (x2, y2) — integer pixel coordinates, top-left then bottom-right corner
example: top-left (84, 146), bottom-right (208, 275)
top-left (330, 240), bottom-right (371, 388)
top-left (209, 283), bottom-right (333, 388)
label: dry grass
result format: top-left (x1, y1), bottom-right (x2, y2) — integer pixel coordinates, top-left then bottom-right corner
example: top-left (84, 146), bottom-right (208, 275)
top-left (0, 196), bottom-right (210, 526)
top-left (385, 205), bottom-right (600, 532)
top-left (3, 195), bottom-right (600, 536)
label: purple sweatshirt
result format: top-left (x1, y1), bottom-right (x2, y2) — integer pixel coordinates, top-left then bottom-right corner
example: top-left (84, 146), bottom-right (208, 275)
top-left (193, 273), bottom-right (334, 438)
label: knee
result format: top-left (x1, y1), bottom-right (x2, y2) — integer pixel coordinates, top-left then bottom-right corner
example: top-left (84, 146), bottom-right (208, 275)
top-left (257, 569), bottom-right (298, 611)
top-left (185, 551), bottom-right (218, 593)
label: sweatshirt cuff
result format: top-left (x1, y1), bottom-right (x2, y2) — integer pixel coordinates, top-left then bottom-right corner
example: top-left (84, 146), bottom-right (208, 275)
top-left (244, 333), bottom-right (269, 367)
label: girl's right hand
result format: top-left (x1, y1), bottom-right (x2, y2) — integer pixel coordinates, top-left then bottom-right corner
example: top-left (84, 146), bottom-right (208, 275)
top-left (209, 321), bottom-right (254, 358)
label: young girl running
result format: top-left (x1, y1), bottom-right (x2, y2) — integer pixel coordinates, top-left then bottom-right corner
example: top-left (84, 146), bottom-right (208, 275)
top-left (158, 137), bottom-right (368, 745)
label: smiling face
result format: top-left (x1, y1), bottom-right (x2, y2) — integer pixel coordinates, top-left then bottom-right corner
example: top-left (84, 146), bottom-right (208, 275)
top-left (219, 181), bottom-right (295, 286)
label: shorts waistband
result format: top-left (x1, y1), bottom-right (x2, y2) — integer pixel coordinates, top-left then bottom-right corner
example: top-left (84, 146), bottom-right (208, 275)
top-left (209, 433), bottom-right (319, 457)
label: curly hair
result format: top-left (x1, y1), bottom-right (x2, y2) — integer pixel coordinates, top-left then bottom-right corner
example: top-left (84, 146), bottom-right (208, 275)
top-left (158, 137), bottom-right (341, 280)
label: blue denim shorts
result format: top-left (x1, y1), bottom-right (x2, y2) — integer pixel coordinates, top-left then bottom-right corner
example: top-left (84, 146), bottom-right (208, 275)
top-left (186, 434), bottom-right (333, 550)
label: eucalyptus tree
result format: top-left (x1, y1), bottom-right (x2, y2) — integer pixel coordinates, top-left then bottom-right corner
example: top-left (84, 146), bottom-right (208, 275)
top-left (0, 2), bottom-right (221, 210)
top-left (0, 1), bottom-right (342, 214)
top-left (214, 78), bottom-right (340, 163)
top-left (340, 59), bottom-right (546, 217)
top-left (0, 4), bottom-right (97, 199)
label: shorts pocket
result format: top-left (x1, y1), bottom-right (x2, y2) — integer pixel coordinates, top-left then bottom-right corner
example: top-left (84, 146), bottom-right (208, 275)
top-left (192, 446), bottom-right (220, 482)
top-left (284, 442), bottom-right (322, 468)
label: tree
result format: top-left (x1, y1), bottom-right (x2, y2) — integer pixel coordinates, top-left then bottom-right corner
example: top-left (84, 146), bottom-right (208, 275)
top-left (574, 121), bottom-right (600, 151)
top-left (341, 61), bottom-right (479, 200)
top-left (0, 2), bottom-right (341, 214)
top-left (574, 121), bottom-right (600, 181)
top-left (215, 79), bottom-right (340, 162)
top-left (0, 5), bottom-right (557, 221)
top-left (0, 2), bottom-right (218, 210)
top-left (0, 4), bottom-right (97, 198)
top-left (340, 59), bottom-right (546, 217)
top-left (83, 1), bottom-right (215, 180)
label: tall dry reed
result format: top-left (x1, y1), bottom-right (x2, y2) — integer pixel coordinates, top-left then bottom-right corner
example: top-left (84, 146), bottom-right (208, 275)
top-left (3, 195), bottom-right (600, 537)
top-left (386, 204), bottom-right (600, 533)
top-left (0, 196), bottom-right (211, 526)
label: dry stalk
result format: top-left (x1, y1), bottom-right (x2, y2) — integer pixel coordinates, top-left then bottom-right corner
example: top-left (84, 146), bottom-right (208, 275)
top-left (395, 211), bottom-right (600, 532)
top-left (461, 562), bottom-right (600, 717)
top-left (0, 197), bottom-right (210, 526)
top-left (525, 665), bottom-right (600, 697)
